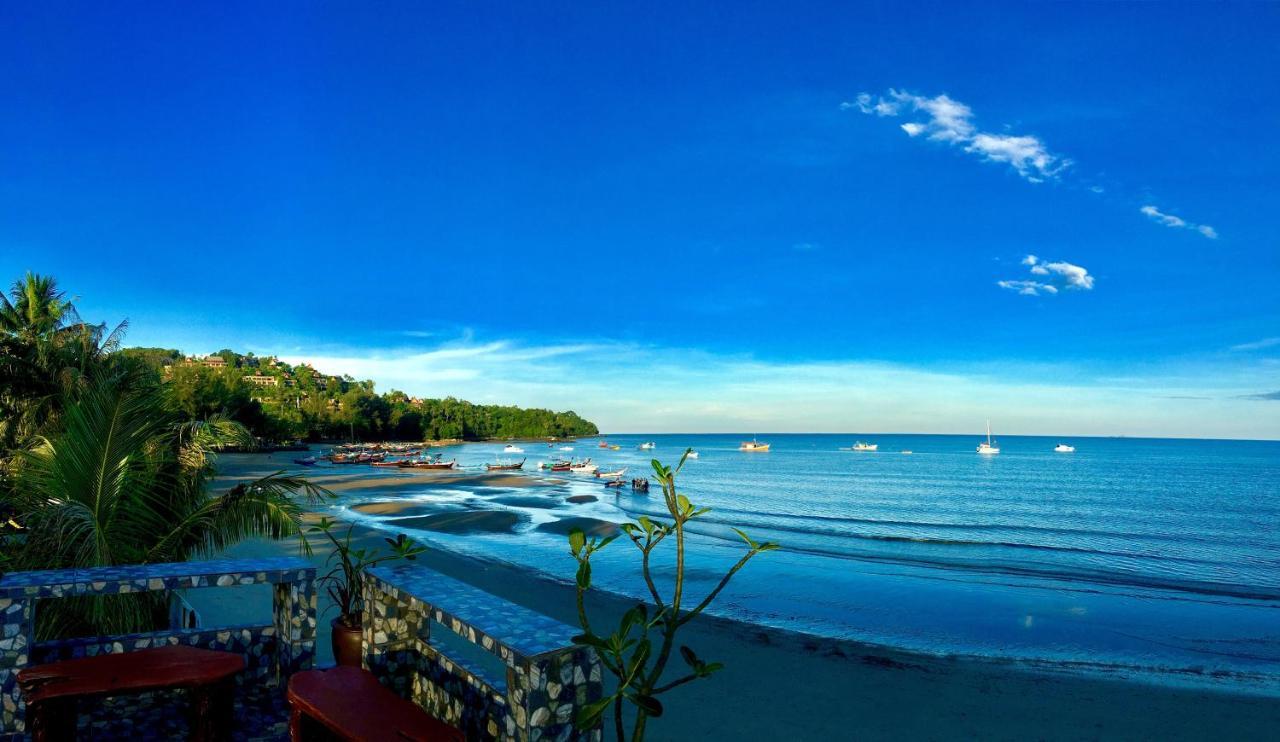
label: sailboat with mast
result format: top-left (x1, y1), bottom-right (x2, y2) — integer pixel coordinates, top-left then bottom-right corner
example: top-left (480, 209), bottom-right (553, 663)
top-left (976, 420), bottom-right (1000, 455)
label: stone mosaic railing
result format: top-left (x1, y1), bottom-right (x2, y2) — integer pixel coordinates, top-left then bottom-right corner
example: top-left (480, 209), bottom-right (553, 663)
top-left (364, 564), bottom-right (603, 741)
top-left (0, 557), bottom-right (316, 738)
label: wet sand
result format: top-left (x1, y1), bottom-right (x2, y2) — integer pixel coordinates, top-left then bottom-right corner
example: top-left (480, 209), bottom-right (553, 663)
top-left (198, 451), bottom-right (1280, 740)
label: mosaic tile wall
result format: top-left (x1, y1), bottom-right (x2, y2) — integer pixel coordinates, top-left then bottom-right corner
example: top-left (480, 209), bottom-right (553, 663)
top-left (364, 564), bottom-right (603, 742)
top-left (0, 557), bottom-right (316, 739)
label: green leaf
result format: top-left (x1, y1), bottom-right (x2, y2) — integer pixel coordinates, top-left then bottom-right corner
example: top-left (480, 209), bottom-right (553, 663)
top-left (698, 661), bottom-right (725, 677)
top-left (569, 528), bottom-right (586, 556)
top-left (576, 559), bottom-right (592, 590)
top-left (628, 693), bottom-right (664, 718)
top-left (575, 697), bottom-right (614, 729)
top-left (680, 645), bottom-right (699, 668)
top-left (571, 632), bottom-right (612, 651)
top-left (730, 527), bottom-right (757, 549)
top-left (597, 534), bottom-right (619, 551)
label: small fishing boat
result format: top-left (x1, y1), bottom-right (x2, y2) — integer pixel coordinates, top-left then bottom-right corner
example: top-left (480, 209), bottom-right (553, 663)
top-left (603, 479), bottom-right (626, 488)
top-left (370, 461), bottom-right (402, 468)
top-left (610, 445), bottom-right (621, 451)
top-left (486, 459), bottom-right (526, 471)
top-left (503, 445), bottom-right (525, 454)
top-left (852, 442), bottom-right (878, 452)
top-left (414, 459), bottom-right (457, 470)
top-left (549, 461), bottom-right (572, 472)
top-left (293, 456), bottom-right (317, 466)
top-left (559, 446), bottom-right (574, 452)
top-left (639, 442), bottom-right (656, 450)
top-left (739, 439), bottom-right (770, 452)
top-left (595, 468), bottom-right (626, 478)
top-left (598, 441), bottom-right (609, 449)
top-left (1054, 443), bottom-right (1075, 453)
top-left (570, 461), bottom-right (599, 474)
top-left (976, 421), bottom-right (1000, 455)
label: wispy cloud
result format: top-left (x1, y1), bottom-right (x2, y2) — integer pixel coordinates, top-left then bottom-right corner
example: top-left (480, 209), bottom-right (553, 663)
top-left (999, 255), bottom-right (1094, 296)
top-left (1140, 205), bottom-right (1218, 240)
top-left (1241, 391), bottom-right (1280, 401)
top-left (1231, 337), bottom-right (1280, 352)
top-left (269, 333), bottom-right (1280, 437)
top-left (845, 89), bottom-right (1070, 182)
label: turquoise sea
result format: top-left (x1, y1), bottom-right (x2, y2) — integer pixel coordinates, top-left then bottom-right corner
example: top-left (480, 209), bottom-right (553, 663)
top-left (318, 434), bottom-right (1280, 693)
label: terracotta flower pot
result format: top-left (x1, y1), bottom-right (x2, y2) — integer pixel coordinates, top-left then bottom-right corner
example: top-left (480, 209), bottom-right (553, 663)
top-left (331, 617), bottom-right (364, 667)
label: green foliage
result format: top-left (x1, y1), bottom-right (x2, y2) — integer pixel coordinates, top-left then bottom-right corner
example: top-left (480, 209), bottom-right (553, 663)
top-left (310, 516), bottom-right (426, 627)
top-left (6, 365), bottom-right (329, 638)
top-left (123, 346), bottom-right (600, 443)
top-left (567, 449), bottom-right (778, 741)
top-left (0, 272), bottom-right (329, 639)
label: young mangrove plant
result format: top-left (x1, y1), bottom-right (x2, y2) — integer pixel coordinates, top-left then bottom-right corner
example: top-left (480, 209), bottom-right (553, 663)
top-left (568, 448), bottom-right (778, 741)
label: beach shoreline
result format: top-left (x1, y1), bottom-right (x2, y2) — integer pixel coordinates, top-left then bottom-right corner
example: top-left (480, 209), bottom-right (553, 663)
top-left (192, 451), bottom-right (1280, 739)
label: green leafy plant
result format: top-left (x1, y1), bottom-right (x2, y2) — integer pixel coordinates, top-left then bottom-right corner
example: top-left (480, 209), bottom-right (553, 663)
top-left (311, 516), bottom-right (426, 628)
top-left (568, 448), bottom-right (778, 741)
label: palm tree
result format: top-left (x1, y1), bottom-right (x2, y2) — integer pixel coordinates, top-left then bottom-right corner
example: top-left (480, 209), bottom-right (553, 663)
top-left (0, 272), bottom-right (73, 339)
top-left (10, 366), bottom-right (329, 638)
top-left (0, 273), bottom-right (126, 481)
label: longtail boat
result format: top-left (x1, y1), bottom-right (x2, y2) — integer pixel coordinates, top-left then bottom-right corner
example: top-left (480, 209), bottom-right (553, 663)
top-left (486, 459), bottom-right (526, 471)
top-left (594, 468), bottom-right (626, 478)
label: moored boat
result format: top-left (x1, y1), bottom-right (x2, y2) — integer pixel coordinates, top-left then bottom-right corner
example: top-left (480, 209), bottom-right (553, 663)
top-left (570, 460), bottom-right (599, 474)
top-left (977, 421), bottom-right (1000, 455)
top-left (639, 442), bottom-right (656, 450)
top-left (852, 442), bottom-right (878, 452)
top-left (594, 468), bottom-right (626, 478)
top-left (486, 458), bottom-right (526, 471)
top-left (1054, 443), bottom-right (1075, 453)
top-left (503, 444), bottom-right (525, 454)
top-left (739, 439), bottom-right (770, 452)
top-left (293, 456), bottom-right (317, 466)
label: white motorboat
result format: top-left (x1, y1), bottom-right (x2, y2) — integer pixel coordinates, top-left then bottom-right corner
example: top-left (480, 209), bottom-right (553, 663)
top-left (559, 446), bottom-right (574, 451)
top-left (852, 442), bottom-right (878, 452)
top-left (503, 445), bottom-right (525, 454)
top-left (686, 451), bottom-right (699, 459)
top-left (977, 420), bottom-right (1000, 454)
top-left (639, 442), bottom-right (656, 450)
top-left (570, 462), bottom-right (599, 474)
top-left (1054, 443), bottom-right (1075, 453)
top-left (595, 467), bottom-right (627, 478)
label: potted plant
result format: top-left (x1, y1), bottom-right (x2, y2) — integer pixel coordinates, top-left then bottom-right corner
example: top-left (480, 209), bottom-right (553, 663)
top-left (311, 516), bottom-right (426, 666)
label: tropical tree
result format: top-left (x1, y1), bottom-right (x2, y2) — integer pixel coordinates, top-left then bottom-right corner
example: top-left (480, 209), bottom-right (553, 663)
top-left (0, 273), bottom-right (127, 474)
top-left (8, 366), bottom-right (328, 639)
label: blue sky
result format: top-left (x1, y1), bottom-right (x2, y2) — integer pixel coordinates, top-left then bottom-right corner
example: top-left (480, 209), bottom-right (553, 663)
top-left (3, 2), bottom-right (1278, 437)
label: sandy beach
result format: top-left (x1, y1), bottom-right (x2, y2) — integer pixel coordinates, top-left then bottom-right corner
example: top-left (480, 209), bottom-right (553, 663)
top-left (194, 453), bottom-right (1280, 740)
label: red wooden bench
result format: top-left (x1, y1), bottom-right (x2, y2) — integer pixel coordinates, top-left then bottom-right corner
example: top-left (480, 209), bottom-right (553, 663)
top-left (17, 644), bottom-right (245, 742)
top-left (287, 666), bottom-right (464, 742)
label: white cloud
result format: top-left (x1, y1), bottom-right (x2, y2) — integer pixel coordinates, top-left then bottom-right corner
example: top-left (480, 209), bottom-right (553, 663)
top-left (1001, 255), bottom-right (1094, 296)
top-left (1043, 261), bottom-right (1094, 290)
top-left (998, 279), bottom-right (1056, 296)
top-left (849, 89), bottom-right (1067, 182)
top-left (1141, 205), bottom-right (1218, 239)
top-left (965, 133), bottom-right (1069, 183)
top-left (262, 334), bottom-right (1280, 437)
top-left (1140, 205), bottom-right (1185, 228)
top-left (1231, 337), bottom-right (1280, 352)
